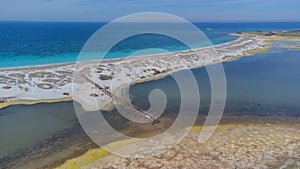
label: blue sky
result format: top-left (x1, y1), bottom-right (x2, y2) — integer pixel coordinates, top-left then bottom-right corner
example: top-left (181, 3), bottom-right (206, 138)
top-left (0, 0), bottom-right (299, 22)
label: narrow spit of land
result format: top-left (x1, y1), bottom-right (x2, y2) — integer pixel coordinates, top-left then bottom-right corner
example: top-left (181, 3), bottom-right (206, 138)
top-left (0, 34), bottom-right (268, 111)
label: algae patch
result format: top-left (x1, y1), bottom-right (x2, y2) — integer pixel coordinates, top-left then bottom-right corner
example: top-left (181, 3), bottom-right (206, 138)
top-left (279, 45), bottom-right (300, 50)
top-left (56, 148), bottom-right (110, 169)
top-left (187, 123), bottom-right (245, 132)
top-left (56, 138), bottom-right (143, 169)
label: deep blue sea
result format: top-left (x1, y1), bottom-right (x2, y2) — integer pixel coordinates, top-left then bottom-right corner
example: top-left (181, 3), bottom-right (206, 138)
top-left (1, 22), bottom-right (300, 68)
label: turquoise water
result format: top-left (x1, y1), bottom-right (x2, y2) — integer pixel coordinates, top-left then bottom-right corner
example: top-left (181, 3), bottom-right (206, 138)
top-left (1, 22), bottom-right (300, 68)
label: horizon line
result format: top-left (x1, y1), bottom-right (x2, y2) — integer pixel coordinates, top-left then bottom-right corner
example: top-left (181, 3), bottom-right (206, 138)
top-left (1, 19), bottom-right (300, 23)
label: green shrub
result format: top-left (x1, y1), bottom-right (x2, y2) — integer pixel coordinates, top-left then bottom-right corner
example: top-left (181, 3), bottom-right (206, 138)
top-left (2, 86), bottom-right (11, 89)
top-left (99, 74), bottom-right (113, 80)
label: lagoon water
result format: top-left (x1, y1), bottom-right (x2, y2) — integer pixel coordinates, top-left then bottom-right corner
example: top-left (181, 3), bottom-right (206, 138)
top-left (130, 42), bottom-right (300, 117)
top-left (0, 102), bottom-right (77, 159)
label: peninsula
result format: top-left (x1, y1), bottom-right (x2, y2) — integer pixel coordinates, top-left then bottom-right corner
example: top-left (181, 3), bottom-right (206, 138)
top-left (0, 34), bottom-right (269, 111)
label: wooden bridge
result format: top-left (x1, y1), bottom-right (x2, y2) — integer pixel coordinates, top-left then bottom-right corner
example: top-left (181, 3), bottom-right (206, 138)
top-left (80, 75), bottom-right (160, 124)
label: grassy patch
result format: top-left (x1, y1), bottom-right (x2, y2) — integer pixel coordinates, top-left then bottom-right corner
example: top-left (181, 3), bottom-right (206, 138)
top-left (277, 31), bottom-right (300, 37)
top-left (245, 30), bottom-right (300, 37)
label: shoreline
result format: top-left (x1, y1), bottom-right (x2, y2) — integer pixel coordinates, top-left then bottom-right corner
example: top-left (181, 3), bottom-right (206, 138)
top-left (0, 37), bottom-right (241, 71)
top-left (0, 97), bottom-right (72, 109)
top-left (0, 34), bottom-right (269, 111)
top-left (279, 45), bottom-right (300, 49)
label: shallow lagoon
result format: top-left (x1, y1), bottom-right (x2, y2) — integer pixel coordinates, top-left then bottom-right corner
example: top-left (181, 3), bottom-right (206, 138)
top-left (0, 102), bottom-right (77, 158)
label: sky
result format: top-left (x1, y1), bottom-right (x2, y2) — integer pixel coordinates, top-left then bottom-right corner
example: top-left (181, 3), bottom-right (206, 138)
top-left (0, 0), bottom-right (300, 22)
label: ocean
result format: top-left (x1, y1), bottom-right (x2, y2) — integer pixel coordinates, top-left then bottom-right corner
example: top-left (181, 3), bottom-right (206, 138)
top-left (1, 21), bottom-right (300, 68)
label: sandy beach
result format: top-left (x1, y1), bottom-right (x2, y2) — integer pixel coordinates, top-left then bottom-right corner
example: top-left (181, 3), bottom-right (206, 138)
top-left (0, 34), bottom-right (269, 111)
